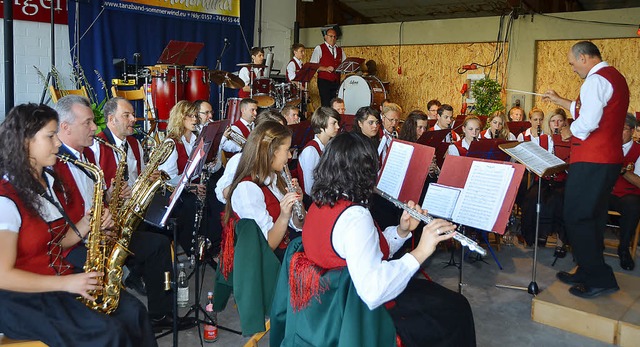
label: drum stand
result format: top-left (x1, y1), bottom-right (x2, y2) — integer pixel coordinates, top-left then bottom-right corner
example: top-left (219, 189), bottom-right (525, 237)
top-left (218, 83), bottom-right (226, 121)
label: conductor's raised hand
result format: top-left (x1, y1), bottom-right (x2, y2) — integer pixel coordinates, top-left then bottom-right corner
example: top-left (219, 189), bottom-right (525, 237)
top-left (410, 219), bottom-right (455, 264)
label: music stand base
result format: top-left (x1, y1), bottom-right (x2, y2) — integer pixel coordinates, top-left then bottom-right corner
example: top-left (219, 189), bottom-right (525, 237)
top-left (495, 281), bottom-right (540, 295)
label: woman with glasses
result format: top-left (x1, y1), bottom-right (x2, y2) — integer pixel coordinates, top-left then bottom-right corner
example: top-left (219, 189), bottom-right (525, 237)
top-left (398, 110), bottom-right (428, 143)
top-left (158, 100), bottom-right (200, 180)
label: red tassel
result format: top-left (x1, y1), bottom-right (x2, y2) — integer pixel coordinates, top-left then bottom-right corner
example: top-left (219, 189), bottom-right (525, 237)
top-left (219, 214), bottom-right (237, 280)
top-left (289, 252), bottom-right (327, 312)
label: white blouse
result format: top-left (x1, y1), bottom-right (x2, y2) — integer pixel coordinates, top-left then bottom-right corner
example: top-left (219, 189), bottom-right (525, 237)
top-left (158, 133), bottom-right (197, 180)
top-left (298, 136), bottom-right (324, 195)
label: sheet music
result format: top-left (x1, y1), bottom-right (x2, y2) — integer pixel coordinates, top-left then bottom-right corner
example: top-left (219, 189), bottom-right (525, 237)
top-left (452, 161), bottom-right (514, 231)
top-left (422, 183), bottom-right (462, 219)
top-left (503, 141), bottom-right (565, 176)
top-left (161, 148), bottom-right (204, 226)
top-left (377, 141), bottom-right (414, 198)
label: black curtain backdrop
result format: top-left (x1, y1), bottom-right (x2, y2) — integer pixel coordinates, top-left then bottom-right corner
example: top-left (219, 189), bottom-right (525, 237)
top-left (69, 0), bottom-right (256, 109)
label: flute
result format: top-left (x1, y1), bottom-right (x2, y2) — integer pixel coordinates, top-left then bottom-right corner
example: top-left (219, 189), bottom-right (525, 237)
top-left (282, 165), bottom-right (305, 221)
top-left (375, 188), bottom-right (487, 256)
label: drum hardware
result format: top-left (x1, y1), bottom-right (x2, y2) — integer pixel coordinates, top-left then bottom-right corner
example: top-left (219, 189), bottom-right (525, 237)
top-left (209, 70), bottom-right (245, 89)
top-left (236, 63), bottom-right (267, 69)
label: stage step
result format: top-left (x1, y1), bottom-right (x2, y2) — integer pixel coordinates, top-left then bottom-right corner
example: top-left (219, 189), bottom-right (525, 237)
top-left (532, 272), bottom-right (640, 346)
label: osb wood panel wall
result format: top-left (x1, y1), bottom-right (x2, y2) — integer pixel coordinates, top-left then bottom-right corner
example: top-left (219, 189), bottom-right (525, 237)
top-left (304, 42), bottom-right (507, 116)
top-left (534, 38), bottom-right (640, 118)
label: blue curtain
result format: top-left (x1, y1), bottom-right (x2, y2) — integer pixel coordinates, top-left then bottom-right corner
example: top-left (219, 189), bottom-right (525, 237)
top-left (68, 0), bottom-right (256, 110)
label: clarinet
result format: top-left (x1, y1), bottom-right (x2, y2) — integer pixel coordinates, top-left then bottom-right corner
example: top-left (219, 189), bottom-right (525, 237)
top-left (191, 160), bottom-right (215, 263)
top-left (554, 128), bottom-right (559, 135)
top-left (282, 165), bottom-right (305, 221)
top-left (537, 124), bottom-right (542, 137)
top-left (492, 129), bottom-right (499, 139)
top-left (375, 188), bottom-right (487, 256)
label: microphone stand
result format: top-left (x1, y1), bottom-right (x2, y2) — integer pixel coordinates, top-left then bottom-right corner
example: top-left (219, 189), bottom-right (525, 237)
top-left (216, 40), bottom-right (230, 121)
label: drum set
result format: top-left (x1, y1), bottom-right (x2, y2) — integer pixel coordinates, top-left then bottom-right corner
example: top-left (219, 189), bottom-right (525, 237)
top-left (236, 62), bottom-right (305, 110)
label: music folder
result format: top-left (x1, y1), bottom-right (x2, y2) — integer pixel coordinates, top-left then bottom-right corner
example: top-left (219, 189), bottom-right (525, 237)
top-left (499, 141), bottom-right (568, 178)
top-left (199, 120), bottom-right (230, 164)
top-left (377, 139), bottom-right (435, 203)
top-left (289, 120), bottom-right (314, 151)
top-left (551, 134), bottom-right (571, 162)
top-left (507, 121), bottom-right (532, 138)
top-left (157, 40), bottom-right (205, 66)
top-left (429, 155), bottom-right (525, 234)
top-left (467, 139), bottom-right (515, 162)
top-left (416, 129), bottom-right (451, 168)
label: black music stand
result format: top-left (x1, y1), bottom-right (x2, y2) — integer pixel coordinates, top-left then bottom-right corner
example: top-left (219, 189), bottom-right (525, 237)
top-left (158, 40), bottom-right (205, 66)
top-left (293, 63), bottom-right (319, 115)
top-left (417, 129), bottom-right (451, 168)
top-left (467, 139), bottom-right (515, 162)
top-left (335, 57), bottom-right (365, 74)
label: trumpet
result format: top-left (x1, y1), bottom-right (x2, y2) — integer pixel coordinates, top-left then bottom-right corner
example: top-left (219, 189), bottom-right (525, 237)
top-left (375, 188), bottom-right (486, 256)
top-left (281, 165), bottom-right (305, 221)
top-left (226, 126), bottom-right (247, 148)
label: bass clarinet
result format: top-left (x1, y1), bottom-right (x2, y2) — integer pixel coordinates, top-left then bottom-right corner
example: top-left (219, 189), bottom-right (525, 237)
top-left (282, 165), bottom-right (305, 221)
top-left (375, 188), bottom-right (486, 256)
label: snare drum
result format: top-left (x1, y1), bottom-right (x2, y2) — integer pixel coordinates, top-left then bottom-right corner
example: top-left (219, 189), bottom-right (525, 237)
top-left (252, 78), bottom-right (275, 107)
top-left (338, 75), bottom-right (388, 115)
top-left (185, 66), bottom-right (210, 102)
top-left (226, 97), bottom-right (243, 124)
top-left (150, 65), bottom-right (184, 131)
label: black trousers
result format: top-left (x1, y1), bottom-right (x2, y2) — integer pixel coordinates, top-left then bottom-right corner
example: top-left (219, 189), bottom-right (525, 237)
top-left (608, 193), bottom-right (640, 249)
top-left (564, 162), bottom-right (620, 288)
top-left (0, 290), bottom-right (156, 347)
top-left (522, 179), bottom-right (566, 246)
top-left (65, 230), bottom-right (173, 317)
top-left (317, 78), bottom-right (340, 107)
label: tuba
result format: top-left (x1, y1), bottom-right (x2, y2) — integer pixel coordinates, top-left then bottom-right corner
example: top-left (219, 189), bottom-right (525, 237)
top-left (93, 137), bottom-right (127, 217)
top-left (57, 154), bottom-right (127, 314)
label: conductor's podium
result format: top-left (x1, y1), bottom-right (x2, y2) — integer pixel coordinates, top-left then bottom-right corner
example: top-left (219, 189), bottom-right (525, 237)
top-left (532, 271), bottom-right (640, 346)
top-left (0, 336), bottom-right (46, 347)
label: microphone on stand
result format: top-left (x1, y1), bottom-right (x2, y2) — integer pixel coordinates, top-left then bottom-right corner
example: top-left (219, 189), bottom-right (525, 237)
top-left (133, 53), bottom-right (141, 85)
top-left (224, 37), bottom-right (229, 45)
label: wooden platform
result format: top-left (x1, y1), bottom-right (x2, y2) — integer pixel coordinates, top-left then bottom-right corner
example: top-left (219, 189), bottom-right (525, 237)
top-left (532, 272), bottom-right (640, 346)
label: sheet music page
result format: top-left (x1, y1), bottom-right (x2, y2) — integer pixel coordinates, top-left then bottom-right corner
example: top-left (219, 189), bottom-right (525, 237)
top-left (452, 161), bottom-right (514, 231)
top-left (503, 141), bottom-right (565, 176)
top-left (377, 141), bottom-right (414, 198)
top-left (422, 183), bottom-right (462, 219)
top-left (162, 149), bottom-right (204, 226)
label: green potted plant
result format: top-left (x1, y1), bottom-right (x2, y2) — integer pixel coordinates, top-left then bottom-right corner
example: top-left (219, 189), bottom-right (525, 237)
top-left (471, 76), bottom-right (504, 116)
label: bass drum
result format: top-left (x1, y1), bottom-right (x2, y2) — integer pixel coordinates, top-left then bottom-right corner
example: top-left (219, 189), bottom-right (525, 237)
top-left (150, 65), bottom-right (185, 131)
top-left (338, 75), bottom-right (388, 115)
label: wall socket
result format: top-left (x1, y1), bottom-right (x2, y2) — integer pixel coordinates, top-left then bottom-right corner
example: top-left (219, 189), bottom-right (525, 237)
top-left (511, 94), bottom-right (525, 110)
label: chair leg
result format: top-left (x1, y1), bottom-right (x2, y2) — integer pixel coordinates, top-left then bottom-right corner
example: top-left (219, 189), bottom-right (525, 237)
top-left (243, 319), bottom-right (270, 347)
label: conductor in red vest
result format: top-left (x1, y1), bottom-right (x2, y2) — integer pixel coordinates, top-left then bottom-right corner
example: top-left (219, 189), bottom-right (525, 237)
top-left (310, 28), bottom-right (346, 107)
top-left (544, 41), bottom-right (630, 299)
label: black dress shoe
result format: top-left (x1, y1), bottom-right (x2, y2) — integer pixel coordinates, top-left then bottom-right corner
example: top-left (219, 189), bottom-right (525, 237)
top-left (150, 315), bottom-right (198, 332)
top-left (569, 283), bottom-right (619, 299)
top-left (553, 245), bottom-right (567, 259)
top-left (537, 237), bottom-right (547, 247)
top-left (125, 275), bottom-right (147, 296)
top-left (618, 248), bottom-right (635, 271)
top-left (556, 271), bottom-right (585, 285)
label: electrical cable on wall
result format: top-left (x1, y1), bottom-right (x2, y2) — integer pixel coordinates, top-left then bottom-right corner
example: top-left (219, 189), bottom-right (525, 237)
top-left (398, 21), bottom-right (404, 75)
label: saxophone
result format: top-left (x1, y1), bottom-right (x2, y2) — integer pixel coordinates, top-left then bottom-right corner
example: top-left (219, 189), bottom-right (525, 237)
top-left (93, 137), bottom-right (127, 217)
top-left (57, 154), bottom-right (125, 314)
top-left (116, 139), bottom-right (175, 231)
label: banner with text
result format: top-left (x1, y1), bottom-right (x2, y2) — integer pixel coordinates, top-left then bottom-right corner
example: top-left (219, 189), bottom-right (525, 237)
top-left (103, 0), bottom-right (240, 25)
top-left (0, 0), bottom-right (68, 25)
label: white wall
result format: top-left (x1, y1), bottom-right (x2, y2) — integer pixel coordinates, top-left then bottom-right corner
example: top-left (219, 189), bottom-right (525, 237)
top-left (0, 20), bottom-right (73, 119)
top-left (253, 0), bottom-right (296, 76)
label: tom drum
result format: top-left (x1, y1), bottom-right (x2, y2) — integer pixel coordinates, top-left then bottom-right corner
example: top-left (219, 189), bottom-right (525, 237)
top-left (150, 64), bottom-right (184, 131)
top-left (252, 77), bottom-right (275, 108)
top-left (184, 66), bottom-right (210, 102)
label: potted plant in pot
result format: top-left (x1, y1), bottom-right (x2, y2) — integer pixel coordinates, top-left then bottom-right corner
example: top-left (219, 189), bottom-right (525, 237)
top-left (471, 76), bottom-right (504, 116)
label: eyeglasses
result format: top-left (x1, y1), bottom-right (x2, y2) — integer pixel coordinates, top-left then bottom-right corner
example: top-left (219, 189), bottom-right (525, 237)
top-left (185, 114), bottom-right (197, 119)
top-left (383, 115), bottom-right (399, 124)
top-left (326, 35), bottom-right (337, 38)
top-left (199, 111), bottom-right (213, 115)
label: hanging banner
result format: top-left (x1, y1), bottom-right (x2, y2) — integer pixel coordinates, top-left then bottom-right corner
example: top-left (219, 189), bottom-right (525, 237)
top-left (0, 0), bottom-right (68, 25)
top-left (103, 0), bottom-right (240, 25)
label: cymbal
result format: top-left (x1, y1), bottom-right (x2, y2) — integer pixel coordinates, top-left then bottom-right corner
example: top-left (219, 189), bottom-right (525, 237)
top-left (209, 70), bottom-right (245, 89)
top-left (236, 63), bottom-right (266, 68)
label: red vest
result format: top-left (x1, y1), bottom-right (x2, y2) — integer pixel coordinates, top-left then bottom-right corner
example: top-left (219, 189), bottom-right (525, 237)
top-left (302, 200), bottom-right (390, 270)
top-left (570, 66), bottom-right (629, 164)
top-left (232, 119), bottom-right (251, 138)
top-left (52, 147), bottom-right (99, 223)
top-left (453, 140), bottom-right (468, 156)
top-left (296, 140), bottom-right (322, 194)
top-left (523, 133), bottom-right (549, 150)
top-left (317, 44), bottom-right (342, 83)
top-left (96, 131), bottom-right (142, 189)
top-left (238, 68), bottom-right (263, 99)
top-left (612, 142), bottom-right (640, 197)
top-left (0, 180), bottom-right (72, 276)
top-left (287, 58), bottom-right (301, 83)
top-left (170, 138), bottom-right (189, 176)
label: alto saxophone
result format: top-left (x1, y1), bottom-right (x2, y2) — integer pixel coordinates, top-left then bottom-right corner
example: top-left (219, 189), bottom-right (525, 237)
top-left (57, 154), bottom-right (127, 314)
top-left (93, 137), bottom-right (127, 217)
top-left (281, 165), bottom-right (305, 221)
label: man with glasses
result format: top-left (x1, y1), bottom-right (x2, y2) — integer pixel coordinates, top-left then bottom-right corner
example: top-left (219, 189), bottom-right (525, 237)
top-left (330, 97), bottom-right (346, 115)
top-left (429, 104), bottom-right (460, 143)
top-left (426, 99), bottom-right (441, 120)
top-left (377, 103), bottom-right (402, 163)
top-left (310, 28), bottom-right (346, 107)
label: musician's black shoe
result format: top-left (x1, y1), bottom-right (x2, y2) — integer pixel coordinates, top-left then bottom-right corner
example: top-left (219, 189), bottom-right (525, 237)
top-left (537, 237), bottom-right (547, 247)
top-left (150, 315), bottom-right (197, 332)
top-left (569, 283), bottom-right (619, 299)
top-left (125, 274), bottom-right (147, 296)
top-left (553, 245), bottom-right (567, 259)
top-left (618, 248), bottom-right (635, 271)
top-left (556, 271), bottom-right (585, 285)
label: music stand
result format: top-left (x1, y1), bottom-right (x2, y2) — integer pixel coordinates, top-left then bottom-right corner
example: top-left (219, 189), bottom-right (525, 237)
top-left (417, 129), bottom-right (451, 168)
top-left (467, 139), bottom-right (515, 162)
top-left (339, 114), bottom-right (356, 132)
top-left (335, 57), bottom-right (365, 74)
top-left (508, 121), bottom-right (532, 139)
top-left (158, 40), bottom-right (205, 66)
top-left (293, 63), bottom-right (320, 115)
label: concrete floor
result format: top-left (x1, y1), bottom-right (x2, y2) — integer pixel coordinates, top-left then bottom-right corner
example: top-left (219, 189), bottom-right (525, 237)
top-left (144, 235), bottom-right (638, 347)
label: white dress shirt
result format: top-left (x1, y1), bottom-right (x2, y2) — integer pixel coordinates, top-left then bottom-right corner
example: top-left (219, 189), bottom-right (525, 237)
top-left (286, 57), bottom-right (303, 81)
top-left (158, 133), bottom-right (197, 180)
top-left (238, 67), bottom-right (264, 86)
top-left (221, 119), bottom-right (252, 153)
top-left (569, 61), bottom-right (614, 141)
top-left (622, 140), bottom-right (640, 176)
top-left (310, 42), bottom-right (346, 64)
top-left (447, 138), bottom-right (472, 156)
top-left (298, 136), bottom-right (325, 195)
top-left (63, 144), bottom-right (95, 210)
top-left (517, 128), bottom-right (554, 154)
top-left (331, 205), bottom-right (417, 310)
top-left (215, 152), bottom-right (242, 204)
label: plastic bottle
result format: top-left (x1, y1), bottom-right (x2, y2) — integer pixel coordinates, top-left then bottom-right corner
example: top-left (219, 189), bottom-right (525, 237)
top-left (177, 263), bottom-right (189, 307)
top-left (203, 291), bottom-right (218, 342)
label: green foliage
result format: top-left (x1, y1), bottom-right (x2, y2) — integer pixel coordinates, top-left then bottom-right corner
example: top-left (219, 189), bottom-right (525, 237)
top-left (92, 98), bottom-right (107, 133)
top-left (471, 77), bottom-right (504, 116)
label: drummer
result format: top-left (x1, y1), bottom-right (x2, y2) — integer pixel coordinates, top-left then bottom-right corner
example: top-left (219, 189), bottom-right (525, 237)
top-left (287, 43), bottom-right (306, 91)
top-left (238, 47), bottom-right (266, 99)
